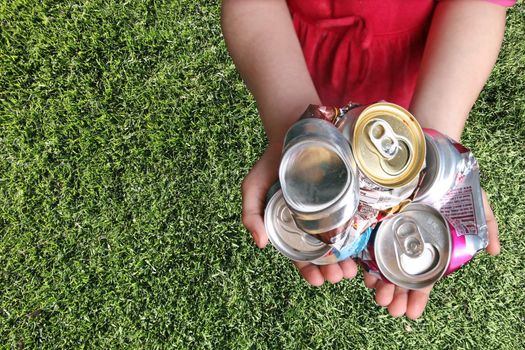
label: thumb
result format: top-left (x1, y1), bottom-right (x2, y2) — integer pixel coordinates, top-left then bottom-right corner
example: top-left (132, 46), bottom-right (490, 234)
top-left (241, 145), bottom-right (281, 248)
top-left (482, 191), bottom-right (500, 256)
top-left (243, 210), bottom-right (269, 248)
top-left (242, 174), bottom-right (269, 248)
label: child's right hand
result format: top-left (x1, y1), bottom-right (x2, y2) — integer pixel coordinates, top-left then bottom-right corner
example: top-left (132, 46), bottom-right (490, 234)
top-left (241, 142), bottom-right (359, 286)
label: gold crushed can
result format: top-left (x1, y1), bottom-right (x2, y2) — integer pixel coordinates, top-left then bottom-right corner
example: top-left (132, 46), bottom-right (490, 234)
top-left (339, 102), bottom-right (426, 211)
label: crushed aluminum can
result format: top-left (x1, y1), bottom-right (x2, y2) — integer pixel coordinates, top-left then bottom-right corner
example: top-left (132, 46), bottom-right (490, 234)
top-left (264, 187), bottom-right (372, 264)
top-left (265, 187), bottom-right (333, 262)
top-left (413, 128), bottom-right (488, 251)
top-left (414, 129), bottom-right (463, 208)
top-left (358, 203), bottom-right (483, 289)
top-left (279, 117), bottom-right (359, 249)
top-left (339, 102), bottom-right (426, 210)
top-left (437, 143), bottom-right (488, 251)
top-left (298, 103), bottom-right (361, 126)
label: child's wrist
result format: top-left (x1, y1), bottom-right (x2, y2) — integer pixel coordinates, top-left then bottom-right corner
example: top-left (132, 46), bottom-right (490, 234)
top-left (267, 139), bottom-right (284, 153)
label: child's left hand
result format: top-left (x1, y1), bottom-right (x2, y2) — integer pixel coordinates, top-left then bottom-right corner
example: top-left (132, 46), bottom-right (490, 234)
top-left (362, 190), bottom-right (500, 319)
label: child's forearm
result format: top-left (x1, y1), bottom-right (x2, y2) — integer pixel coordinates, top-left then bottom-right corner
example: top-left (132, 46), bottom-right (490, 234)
top-left (221, 0), bottom-right (320, 143)
top-left (410, 1), bottom-right (507, 141)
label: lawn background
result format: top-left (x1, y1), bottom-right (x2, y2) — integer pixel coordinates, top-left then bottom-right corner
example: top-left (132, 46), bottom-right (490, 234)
top-left (1, 1), bottom-right (524, 348)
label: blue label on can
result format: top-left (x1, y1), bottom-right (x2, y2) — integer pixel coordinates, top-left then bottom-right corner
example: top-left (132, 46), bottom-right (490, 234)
top-left (334, 227), bottom-right (373, 261)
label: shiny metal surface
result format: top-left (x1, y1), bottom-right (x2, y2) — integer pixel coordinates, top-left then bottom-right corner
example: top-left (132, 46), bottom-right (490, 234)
top-left (279, 118), bottom-right (359, 234)
top-left (438, 149), bottom-right (488, 252)
top-left (367, 119), bottom-right (400, 159)
top-left (414, 129), bottom-right (462, 206)
top-left (281, 140), bottom-right (349, 212)
top-left (264, 189), bottom-right (332, 262)
top-left (351, 102), bottom-right (425, 188)
top-left (374, 203), bottom-right (451, 289)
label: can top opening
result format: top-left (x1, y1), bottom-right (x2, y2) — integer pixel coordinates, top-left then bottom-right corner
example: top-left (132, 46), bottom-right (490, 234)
top-left (280, 139), bottom-right (350, 213)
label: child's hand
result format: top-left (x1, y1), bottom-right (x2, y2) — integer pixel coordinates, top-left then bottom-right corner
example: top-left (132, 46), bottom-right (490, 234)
top-left (362, 190), bottom-right (500, 319)
top-left (241, 142), bottom-right (359, 285)
top-left (293, 259), bottom-right (358, 286)
top-left (241, 142), bottom-right (281, 249)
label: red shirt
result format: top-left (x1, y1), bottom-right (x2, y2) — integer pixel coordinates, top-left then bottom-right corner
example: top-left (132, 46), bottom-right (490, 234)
top-left (287, 0), bottom-right (514, 108)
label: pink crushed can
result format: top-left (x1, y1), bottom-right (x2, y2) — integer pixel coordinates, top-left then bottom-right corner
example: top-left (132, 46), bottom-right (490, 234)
top-left (358, 203), bottom-right (486, 289)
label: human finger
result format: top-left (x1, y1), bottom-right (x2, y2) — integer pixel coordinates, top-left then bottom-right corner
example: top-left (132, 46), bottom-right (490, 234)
top-left (406, 286), bottom-right (432, 320)
top-left (482, 190), bottom-right (500, 256)
top-left (374, 280), bottom-right (395, 307)
top-left (319, 264), bottom-right (344, 284)
top-left (363, 271), bottom-right (379, 289)
top-left (241, 149), bottom-right (280, 248)
top-left (241, 170), bottom-right (273, 248)
top-left (294, 261), bottom-right (325, 286)
top-left (338, 259), bottom-right (358, 279)
top-left (387, 286), bottom-right (409, 318)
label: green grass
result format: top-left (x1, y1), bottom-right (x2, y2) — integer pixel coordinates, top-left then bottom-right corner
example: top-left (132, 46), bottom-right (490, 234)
top-left (1, 0), bottom-right (524, 348)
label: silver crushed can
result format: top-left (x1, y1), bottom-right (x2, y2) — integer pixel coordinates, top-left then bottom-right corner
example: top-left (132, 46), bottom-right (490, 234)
top-left (359, 202), bottom-right (488, 288)
top-left (359, 203), bottom-right (452, 289)
top-left (414, 128), bottom-right (488, 248)
top-left (264, 188), bottom-right (370, 264)
top-left (278, 117), bottom-right (359, 249)
top-left (413, 129), bottom-right (463, 207)
top-left (265, 188), bottom-right (334, 263)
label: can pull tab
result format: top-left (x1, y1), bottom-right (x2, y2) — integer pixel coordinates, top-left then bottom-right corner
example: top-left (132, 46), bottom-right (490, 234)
top-left (393, 218), bottom-right (425, 258)
top-left (393, 217), bottom-right (439, 275)
top-left (367, 120), bottom-right (399, 160)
